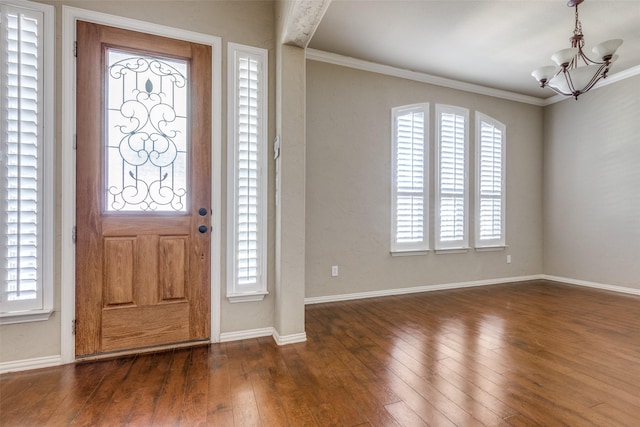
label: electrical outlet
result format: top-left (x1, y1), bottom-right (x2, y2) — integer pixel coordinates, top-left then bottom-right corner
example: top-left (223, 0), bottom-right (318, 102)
top-left (331, 265), bottom-right (339, 277)
top-left (507, 255), bottom-right (512, 264)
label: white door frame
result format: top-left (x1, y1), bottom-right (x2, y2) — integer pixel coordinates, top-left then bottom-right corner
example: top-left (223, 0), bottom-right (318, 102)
top-left (60, 6), bottom-right (222, 363)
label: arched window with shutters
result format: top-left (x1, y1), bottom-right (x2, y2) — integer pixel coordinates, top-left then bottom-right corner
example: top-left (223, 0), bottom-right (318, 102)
top-left (391, 103), bottom-right (429, 254)
top-left (435, 104), bottom-right (469, 251)
top-left (475, 112), bottom-right (506, 248)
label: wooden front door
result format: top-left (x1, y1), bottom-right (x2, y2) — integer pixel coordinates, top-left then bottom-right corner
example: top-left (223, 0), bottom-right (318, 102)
top-left (75, 21), bottom-right (212, 357)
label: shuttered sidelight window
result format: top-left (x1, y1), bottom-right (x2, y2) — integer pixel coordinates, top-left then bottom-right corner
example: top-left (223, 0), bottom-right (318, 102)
top-left (391, 104), bottom-right (428, 253)
top-left (1, 1), bottom-right (53, 322)
top-left (476, 112), bottom-right (506, 247)
top-left (227, 43), bottom-right (268, 302)
top-left (435, 105), bottom-right (469, 250)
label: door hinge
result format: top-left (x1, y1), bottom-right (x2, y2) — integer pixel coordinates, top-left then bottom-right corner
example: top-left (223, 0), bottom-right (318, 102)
top-left (73, 134), bottom-right (77, 150)
top-left (72, 319), bottom-right (76, 335)
top-left (74, 41), bottom-right (78, 58)
top-left (72, 226), bottom-right (77, 244)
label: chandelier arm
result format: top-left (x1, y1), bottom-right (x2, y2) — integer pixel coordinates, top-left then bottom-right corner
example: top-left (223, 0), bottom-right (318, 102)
top-left (563, 70), bottom-right (578, 98)
top-left (579, 53), bottom-right (602, 66)
top-left (577, 46), bottom-right (607, 66)
top-left (546, 85), bottom-right (574, 98)
top-left (580, 64), bottom-right (610, 93)
top-left (568, 57), bottom-right (579, 69)
top-left (544, 70), bottom-right (575, 97)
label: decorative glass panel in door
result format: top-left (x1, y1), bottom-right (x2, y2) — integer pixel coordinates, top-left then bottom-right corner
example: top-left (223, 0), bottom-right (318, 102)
top-left (105, 50), bottom-right (188, 212)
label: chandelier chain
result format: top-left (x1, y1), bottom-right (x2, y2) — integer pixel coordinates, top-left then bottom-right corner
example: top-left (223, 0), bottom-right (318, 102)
top-left (573, 6), bottom-right (583, 45)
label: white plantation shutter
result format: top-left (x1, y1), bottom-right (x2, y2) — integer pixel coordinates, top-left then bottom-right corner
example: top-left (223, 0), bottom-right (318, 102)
top-left (237, 56), bottom-right (259, 285)
top-left (227, 43), bottom-right (268, 301)
top-left (1, 5), bottom-right (40, 311)
top-left (1, 1), bottom-right (53, 319)
top-left (436, 105), bottom-right (468, 250)
top-left (391, 104), bottom-right (428, 252)
top-left (476, 113), bottom-right (505, 247)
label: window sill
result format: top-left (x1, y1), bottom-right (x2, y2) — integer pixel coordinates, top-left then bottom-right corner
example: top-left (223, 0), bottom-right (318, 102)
top-left (227, 292), bottom-right (269, 303)
top-left (0, 309), bottom-right (54, 325)
top-left (475, 245), bottom-right (507, 252)
top-left (390, 250), bottom-right (430, 257)
top-left (435, 247), bottom-right (470, 254)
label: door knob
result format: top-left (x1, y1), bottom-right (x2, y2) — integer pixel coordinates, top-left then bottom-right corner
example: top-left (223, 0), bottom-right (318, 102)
top-left (198, 225), bottom-right (208, 233)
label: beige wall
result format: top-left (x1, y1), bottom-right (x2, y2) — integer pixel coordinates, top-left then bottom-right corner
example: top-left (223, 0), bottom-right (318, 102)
top-left (305, 60), bottom-right (545, 298)
top-left (543, 75), bottom-right (640, 289)
top-left (1, 0), bottom-right (277, 363)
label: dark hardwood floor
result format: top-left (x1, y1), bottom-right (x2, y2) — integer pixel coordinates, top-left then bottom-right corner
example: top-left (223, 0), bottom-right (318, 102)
top-left (2, 280), bottom-right (640, 426)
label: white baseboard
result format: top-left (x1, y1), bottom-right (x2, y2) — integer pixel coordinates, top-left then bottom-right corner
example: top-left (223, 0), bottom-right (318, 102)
top-left (219, 327), bottom-right (274, 343)
top-left (542, 275), bottom-right (640, 296)
top-left (2, 327), bottom-right (303, 374)
top-left (0, 355), bottom-right (62, 374)
top-left (304, 275), bottom-right (544, 305)
top-left (273, 330), bottom-right (307, 345)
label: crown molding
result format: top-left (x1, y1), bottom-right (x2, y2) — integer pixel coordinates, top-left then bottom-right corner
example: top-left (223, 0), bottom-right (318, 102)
top-left (306, 48), bottom-right (547, 106)
top-left (307, 49), bottom-right (640, 107)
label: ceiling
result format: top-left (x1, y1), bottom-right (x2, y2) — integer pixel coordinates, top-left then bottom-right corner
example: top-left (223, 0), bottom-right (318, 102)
top-left (307, 0), bottom-right (640, 99)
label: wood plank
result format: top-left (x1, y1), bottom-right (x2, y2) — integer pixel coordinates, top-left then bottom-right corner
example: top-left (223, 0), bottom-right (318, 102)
top-left (0, 365), bottom-right (73, 426)
top-left (206, 343), bottom-right (235, 425)
top-left (125, 351), bottom-right (174, 426)
top-left (238, 339), bottom-right (289, 426)
top-left (43, 361), bottom-right (108, 425)
top-left (179, 346), bottom-right (209, 425)
top-left (252, 339), bottom-right (318, 426)
top-left (385, 400), bottom-right (428, 426)
top-left (225, 341), bottom-right (261, 426)
top-left (150, 348), bottom-right (191, 425)
top-left (98, 353), bottom-right (157, 425)
top-left (66, 357), bottom-right (136, 426)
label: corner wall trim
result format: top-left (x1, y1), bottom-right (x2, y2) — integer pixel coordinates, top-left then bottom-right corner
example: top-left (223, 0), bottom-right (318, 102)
top-left (219, 327), bottom-right (307, 346)
top-left (273, 331), bottom-right (307, 346)
top-left (0, 355), bottom-right (62, 374)
top-left (305, 275), bottom-right (544, 305)
top-left (542, 275), bottom-right (640, 297)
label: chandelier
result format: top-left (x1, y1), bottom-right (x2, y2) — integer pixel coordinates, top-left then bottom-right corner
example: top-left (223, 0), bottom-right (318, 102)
top-left (531, 0), bottom-right (622, 100)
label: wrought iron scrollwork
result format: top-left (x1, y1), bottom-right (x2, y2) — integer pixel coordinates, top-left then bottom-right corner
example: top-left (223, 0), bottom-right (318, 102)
top-left (106, 52), bottom-right (188, 212)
